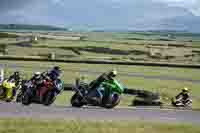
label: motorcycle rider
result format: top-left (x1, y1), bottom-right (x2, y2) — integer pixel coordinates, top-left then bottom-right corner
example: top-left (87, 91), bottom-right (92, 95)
top-left (86, 69), bottom-right (124, 104)
top-left (30, 72), bottom-right (44, 90)
top-left (45, 66), bottom-right (61, 81)
top-left (0, 71), bottom-right (21, 99)
top-left (42, 66), bottom-right (63, 94)
top-left (28, 71), bottom-right (47, 101)
top-left (175, 87), bottom-right (192, 105)
top-left (7, 71), bottom-right (21, 87)
top-left (75, 75), bottom-right (88, 89)
top-left (88, 70), bottom-right (115, 90)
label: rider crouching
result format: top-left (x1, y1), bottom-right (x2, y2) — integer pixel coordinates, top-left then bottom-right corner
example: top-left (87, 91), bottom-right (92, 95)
top-left (30, 72), bottom-right (44, 101)
top-left (43, 66), bottom-right (62, 94)
top-left (7, 71), bottom-right (22, 97)
top-left (8, 71), bottom-right (21, 87)
top-left (175, 87), bottom-right (192, 106)
top-left (86, 70), bottom-right (123, 105)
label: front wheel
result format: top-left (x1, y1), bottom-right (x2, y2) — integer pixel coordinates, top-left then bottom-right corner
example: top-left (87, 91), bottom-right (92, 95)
top-left (0, 87), bottom-right (5, 98)
top-left (184, 100), bottom-right (192, 108)
top-left (71, 93), bottom-right (84, 108)
top-left (22, 91), bottom-right (31, 105)
top-left (43, 91), bottom-right (56, 106)
top-left (103, 93), bottom-right (121, 109)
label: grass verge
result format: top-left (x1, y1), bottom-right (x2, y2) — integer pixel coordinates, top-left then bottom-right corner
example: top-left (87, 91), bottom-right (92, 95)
top-left (0, 118), bottom-right (199, 133)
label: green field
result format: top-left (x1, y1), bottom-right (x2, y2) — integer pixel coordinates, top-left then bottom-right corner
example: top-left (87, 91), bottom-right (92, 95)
top-left (1, 31), bottom-right (200, 64)
top-left (0, 118), bottom-right (199, 133)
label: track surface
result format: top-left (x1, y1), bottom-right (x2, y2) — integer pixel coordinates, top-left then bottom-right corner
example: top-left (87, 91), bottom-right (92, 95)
top-left (0, 102), bottom-right (200, 124)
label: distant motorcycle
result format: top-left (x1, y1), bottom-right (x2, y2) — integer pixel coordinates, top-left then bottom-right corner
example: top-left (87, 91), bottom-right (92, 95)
top-left (171, 97), bottom-right (192, 108)
top-left (0, 79), bottom-right (18, 102)
top-left (22, 79), bottom-right (64, 106)
top-left (70, 80), bottom-right (122, 109)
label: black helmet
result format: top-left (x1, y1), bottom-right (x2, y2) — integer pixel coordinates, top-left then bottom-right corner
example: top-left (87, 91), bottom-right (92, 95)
top-left (54, 66), bottom-right (61, 71)
top-left (14, 71), bottom-right (19, 76)
top-left (53, 66), bottom-right (61, 74)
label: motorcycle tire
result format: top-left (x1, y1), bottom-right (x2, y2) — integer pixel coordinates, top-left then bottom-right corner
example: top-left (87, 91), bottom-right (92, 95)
top-left (0, 87), bottom-right (5, 97)
top-left (22, 91), bottom-right (31, 105)
top-left (43, 91), bottom-right (56, 106)
top-left (71, 93), bottom-right (84, 107)
top-left (103, 92), bottom-right (121, 109)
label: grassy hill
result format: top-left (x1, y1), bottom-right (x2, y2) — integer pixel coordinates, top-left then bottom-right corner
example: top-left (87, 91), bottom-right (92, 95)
top-left (0, 24), bottom-right (67, 31)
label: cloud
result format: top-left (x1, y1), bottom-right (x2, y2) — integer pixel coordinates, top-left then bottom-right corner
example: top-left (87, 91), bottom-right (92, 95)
top-left (0, 0), bottom-right (199, 31)
top-left (0, 0), bottom-right (35, 13)
top-left (153, 0), bottom-right (200, 16)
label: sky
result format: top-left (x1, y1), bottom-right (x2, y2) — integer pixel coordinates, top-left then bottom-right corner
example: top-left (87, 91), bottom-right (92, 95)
top-left (0, 0), bottom-right (200, 30)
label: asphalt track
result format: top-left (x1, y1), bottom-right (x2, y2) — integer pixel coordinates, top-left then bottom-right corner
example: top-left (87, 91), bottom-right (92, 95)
top-left (0, 102), bottom-right (200, 124)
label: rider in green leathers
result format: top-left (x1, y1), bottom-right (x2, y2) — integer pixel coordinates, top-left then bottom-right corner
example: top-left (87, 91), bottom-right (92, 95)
top-left (101, 78), bottom-right (124, 97)
top-left (86, 70), bottom-right (124, 104)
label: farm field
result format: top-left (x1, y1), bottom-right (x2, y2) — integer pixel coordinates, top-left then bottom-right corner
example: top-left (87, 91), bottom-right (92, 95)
top-left (1, 31), bottom-right (200, 64)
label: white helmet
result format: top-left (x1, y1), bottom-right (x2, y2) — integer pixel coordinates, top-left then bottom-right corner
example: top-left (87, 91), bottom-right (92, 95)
top-left (108, 69), bottom-right (117, 78)
top-left (182, 87), bottom-right (189, 92)
top-left (34, 72), bottom-right (41, 79)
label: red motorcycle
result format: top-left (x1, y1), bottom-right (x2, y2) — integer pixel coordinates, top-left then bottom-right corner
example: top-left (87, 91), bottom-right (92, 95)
top-left (22, 79), bottom-right (57, 106)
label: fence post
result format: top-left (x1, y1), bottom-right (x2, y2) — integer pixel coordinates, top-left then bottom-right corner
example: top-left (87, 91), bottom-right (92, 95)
top-left (49, 52), bottom-right (56, 60)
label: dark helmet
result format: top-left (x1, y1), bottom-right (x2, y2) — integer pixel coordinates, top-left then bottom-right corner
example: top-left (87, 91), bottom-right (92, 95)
top-left (53, 66), bottom-right (61, 72)
top-left (53, 66), bottom-right (61, 75)
top-left (108, 69), bottom-right (117, 78)
top-left (14, 71), bottom-right (20, 77)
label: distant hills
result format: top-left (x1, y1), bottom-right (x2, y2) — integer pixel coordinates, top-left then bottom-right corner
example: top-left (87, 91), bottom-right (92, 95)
top-left (0, 24), bottom-right (67, 31)
top-left (158, 15), bottom-right (200, 33)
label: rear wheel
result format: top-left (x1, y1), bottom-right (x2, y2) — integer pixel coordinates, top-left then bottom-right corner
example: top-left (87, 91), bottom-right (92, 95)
top-left (71, 93), bottom-right (84, 107)
top-left (184, 100), bottom-right (192, 108)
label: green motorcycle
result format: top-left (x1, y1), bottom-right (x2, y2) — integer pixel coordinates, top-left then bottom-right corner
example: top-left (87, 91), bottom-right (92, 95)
top-left (71, 78), bottom-right (124, 109)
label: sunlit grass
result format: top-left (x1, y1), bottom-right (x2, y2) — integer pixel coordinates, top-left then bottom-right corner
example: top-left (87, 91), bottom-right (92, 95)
top-left (0, 118), bottom-right (199, 133)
